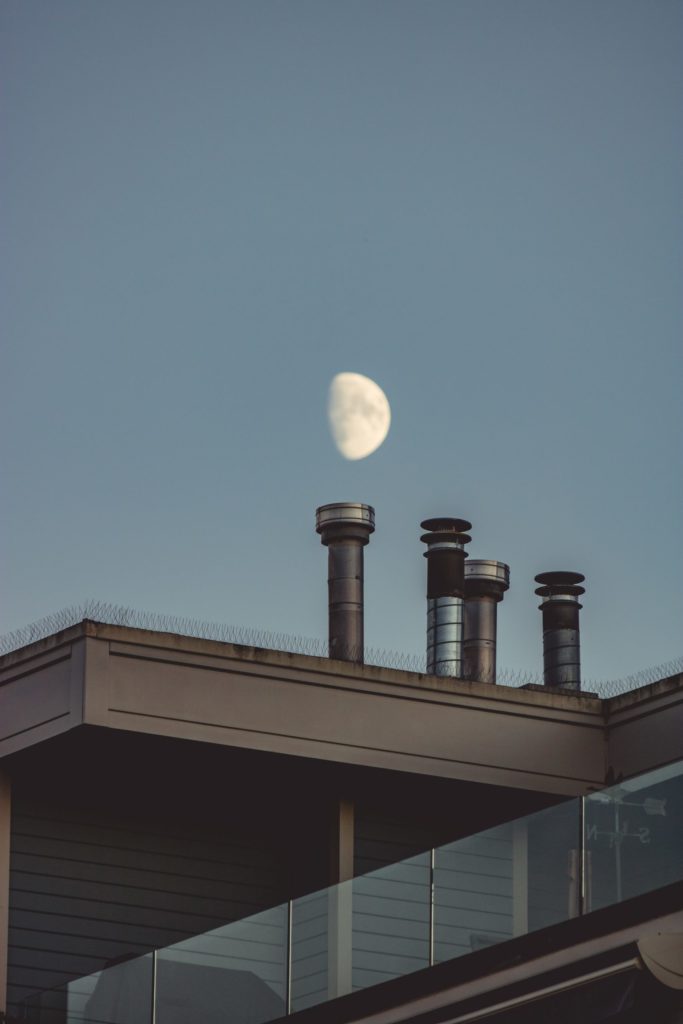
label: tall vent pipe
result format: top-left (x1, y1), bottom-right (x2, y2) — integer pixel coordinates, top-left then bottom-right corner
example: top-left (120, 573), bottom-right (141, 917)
top-left (534, 571), bottom-right (585, 691)
top-left (420, 518), bottom-right (471, 677)
top-left (316, 502), bottom-right (375, 663)
top-left (463, 560), bottom-right (510, 683)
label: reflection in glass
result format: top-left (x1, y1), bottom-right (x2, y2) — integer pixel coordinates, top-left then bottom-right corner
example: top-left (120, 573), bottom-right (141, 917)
top-left (434, 800), bottom-right (580, 964)
top-left (291, 889), bottom-right (330, 1012)
top-left (22, 954), bottom-right (154, 1024)
top-left (585, 761), bottom-right (683, 911)
top-left (155, 904), bottom-right (288, 1024)
top-left (352, 852), bottom-right (431, 991)
top-left (76, 954), bottom-right (154, 1024)
top-left (434, 823), bottom-right (514, 963)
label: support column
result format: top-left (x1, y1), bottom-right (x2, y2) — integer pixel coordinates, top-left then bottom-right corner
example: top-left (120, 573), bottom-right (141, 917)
top-left (0, 768), bottom-right (10, 1015)
top-left (328, 799), bottom-right (354, 999)
top-left (329, 798), bottom-right (354, 885)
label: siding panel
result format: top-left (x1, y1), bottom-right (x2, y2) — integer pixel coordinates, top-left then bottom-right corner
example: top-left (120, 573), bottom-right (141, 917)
top-left (7, 796), bottom-right (284, 1018)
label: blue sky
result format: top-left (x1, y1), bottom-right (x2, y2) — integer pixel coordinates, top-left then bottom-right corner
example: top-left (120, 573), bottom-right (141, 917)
top-left (2, 0), bottom-right (681, 683)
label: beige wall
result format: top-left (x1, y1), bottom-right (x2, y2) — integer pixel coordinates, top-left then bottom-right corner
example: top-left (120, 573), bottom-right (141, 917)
top-left (0, 637), bottom-right (85, 756)
top-left (1, 624), bottom-right (682, 800)
top-left (0, 623), bottom-right (605, 796)
top-left (605, 673), bottom-right (683, 781)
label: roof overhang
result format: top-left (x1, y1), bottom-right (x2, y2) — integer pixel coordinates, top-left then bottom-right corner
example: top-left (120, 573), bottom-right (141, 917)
top-left (1, 621), bottom-right (682, 795)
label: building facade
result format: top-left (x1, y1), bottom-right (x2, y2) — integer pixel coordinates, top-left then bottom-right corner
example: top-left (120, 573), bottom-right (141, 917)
top-left (1, 617), bottom-right (683, 1022)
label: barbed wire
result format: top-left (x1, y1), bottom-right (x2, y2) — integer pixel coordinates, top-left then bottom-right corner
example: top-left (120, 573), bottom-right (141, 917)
top-left (0, 601), bottom-right (327, 660)
top-left (585, 657), bottom-right (683, 700)
top-left (0, 600), bottom-right (680, 700)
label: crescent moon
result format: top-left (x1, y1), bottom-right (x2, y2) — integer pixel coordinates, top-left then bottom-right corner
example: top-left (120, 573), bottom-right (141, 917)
top-left (328, 372), bottom-right (391, 460)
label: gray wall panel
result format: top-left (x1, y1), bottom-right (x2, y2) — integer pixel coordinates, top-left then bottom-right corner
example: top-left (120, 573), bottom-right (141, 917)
top-left (6, 795), bottom-right (284, 1017)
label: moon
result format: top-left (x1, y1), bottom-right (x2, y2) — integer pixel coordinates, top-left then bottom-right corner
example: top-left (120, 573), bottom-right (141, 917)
top-left (328, 372), bottom-right (391, 460)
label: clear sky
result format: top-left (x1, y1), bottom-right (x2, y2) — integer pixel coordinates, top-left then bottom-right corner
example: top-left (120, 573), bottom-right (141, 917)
top-left (2, 0), bottom-right (682, 684)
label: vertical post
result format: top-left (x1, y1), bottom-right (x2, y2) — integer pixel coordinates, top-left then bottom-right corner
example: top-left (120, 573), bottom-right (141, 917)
top-left (327, 799), bottom-right (354, 999)
top-left (582, 794), bottom-right (595, 914)
top-left (429, 848), bottom-right (435, 966)
top-left (286, 900), bottom-right (293, 1015)
top-left (614, 798), bottom-right (623, 904)
top-left (568, 797), bottom-right (590, 919)
top-left (0, 768), bottom-right (10, 1017)
top-left (579, 795), bottom-right (586, 917)
top-left (329, 799), bottom-right (355, 885)
top-left (150, 949), bottom-right (157, 1024)
top-left (511, 820), bottom-right (528, 937)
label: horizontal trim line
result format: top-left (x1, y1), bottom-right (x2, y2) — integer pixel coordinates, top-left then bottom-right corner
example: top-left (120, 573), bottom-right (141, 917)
top-left (444, 957), bottom-right (640, 1022)
top-left (103, 709), bottom-right (602, 786)
top-left (0, 650), bottom-right (72, 685)
top-left (0, 711), bottom-right (70, 742)
top-left (108, 647), bottom-right (602, 725)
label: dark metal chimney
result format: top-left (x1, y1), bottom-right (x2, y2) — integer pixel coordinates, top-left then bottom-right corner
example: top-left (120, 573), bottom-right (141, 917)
top-left (534, 571), bottom-right (585, 691)
top-left (420, 518), bottom-right (472, 677)
top-left (316, 502), bottom-right (375, 663)
top-left (463, 560), bottom-right (510, 683)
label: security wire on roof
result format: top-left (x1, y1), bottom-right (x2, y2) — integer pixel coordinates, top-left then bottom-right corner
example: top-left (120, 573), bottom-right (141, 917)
top-left (0, 599), bottom-right (680, 700)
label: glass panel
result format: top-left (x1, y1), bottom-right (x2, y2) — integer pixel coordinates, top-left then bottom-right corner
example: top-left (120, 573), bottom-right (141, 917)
top-left (434, 822), bottom-right (514, 963)
top-left (585, 760), bottom-right (683, 911)
top-left (28, 763), bottom-right (683, 1024)
top-left (155, 904), bottom-right (288, 1024)
top-left (291, 856), bottom-right (432, 1010)
top-left (433, 799), bottom-right (580, 964)
top-left (527, 800), bottom-right (582, 931)
top-left (352, 851), bottom-right (431, 992)
top-left (21, 953), bottom-right (154, 1024)
top-left (290, 887), bottom-right (332, 1013)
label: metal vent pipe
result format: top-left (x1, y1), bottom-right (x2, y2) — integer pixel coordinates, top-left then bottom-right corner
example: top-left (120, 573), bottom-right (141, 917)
top-left (420, 518), bottom-right (472, 677)
top-left (316, 502), bottom-right (375, 663)
top-left (534, 571), bottom-right (585, 691)
top-left (463, 560), bottom-right (510, 683)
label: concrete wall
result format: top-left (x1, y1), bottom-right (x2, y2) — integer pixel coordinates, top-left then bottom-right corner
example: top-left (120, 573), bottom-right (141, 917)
top-left (605, 673), bottom-right (683, 781)
top-left (0, 636), bottom-right (85, 756)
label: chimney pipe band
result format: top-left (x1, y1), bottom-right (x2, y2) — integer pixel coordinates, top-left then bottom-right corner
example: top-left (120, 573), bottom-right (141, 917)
top-left (464, 559), bottom-right (510, 593)
top-left (316, 502), bottom-right (375, 534)
top-left (427, 596), bottom-right (464, 676)
top-left (538, 592), bottom-right (582, 605)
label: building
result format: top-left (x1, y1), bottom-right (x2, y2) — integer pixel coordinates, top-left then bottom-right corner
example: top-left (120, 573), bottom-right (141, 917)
top-left (1, 504), bottom-right (682, 1023)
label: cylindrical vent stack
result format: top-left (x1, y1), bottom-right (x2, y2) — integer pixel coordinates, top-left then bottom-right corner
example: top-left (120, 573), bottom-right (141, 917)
top-left (534, 571), bottom-right (585, 691)
top-left (463, 560), bottom-right (510, 683)
top-left (420, 518), bottom-right (472, 677)
top-left (316, 502), bottom-right (375, 663)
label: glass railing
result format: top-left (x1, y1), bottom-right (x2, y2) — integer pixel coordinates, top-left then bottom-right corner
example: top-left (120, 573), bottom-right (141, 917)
top-left (585, 760), bottom-right (683, 913)
top-left (21, 758), bottom-right (683, 1023)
